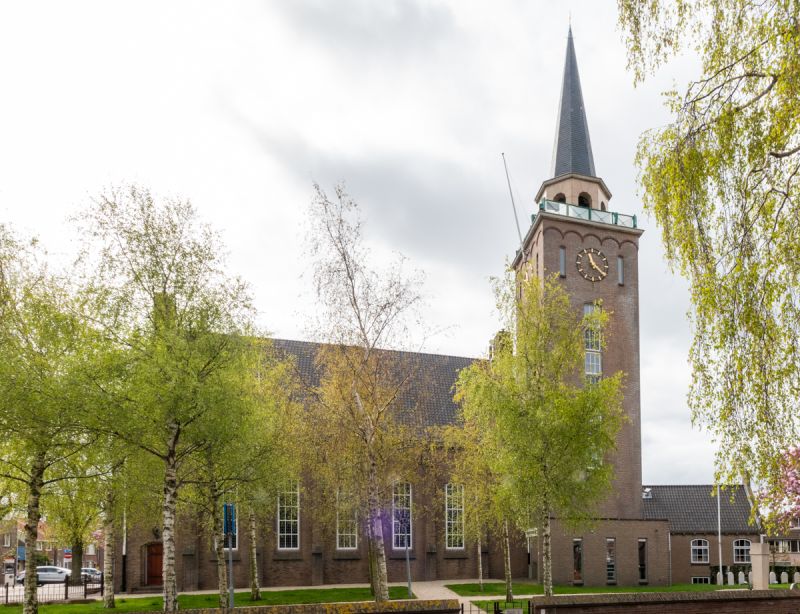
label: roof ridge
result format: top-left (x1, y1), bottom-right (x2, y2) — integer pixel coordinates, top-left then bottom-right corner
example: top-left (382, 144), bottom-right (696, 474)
top-left (271, 337), bottom-right (479, 362)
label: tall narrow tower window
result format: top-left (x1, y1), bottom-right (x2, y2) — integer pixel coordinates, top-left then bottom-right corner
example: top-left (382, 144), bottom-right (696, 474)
top-left (584, 303), bottom-right (602, 383)
top-left (617, 256), bottom-right (624, 285)
top-left (559, 247), bottom-right (566, 277)
top-left (578, 192), bottom-right (592, 208)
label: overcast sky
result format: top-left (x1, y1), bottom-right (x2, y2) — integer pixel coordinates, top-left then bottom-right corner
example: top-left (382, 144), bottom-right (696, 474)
top-left (0, 1), bottom-right (716, 485)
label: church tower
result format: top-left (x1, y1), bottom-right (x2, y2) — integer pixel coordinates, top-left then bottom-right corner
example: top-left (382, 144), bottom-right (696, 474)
top-left (512, 27), bottom-right (644, 519)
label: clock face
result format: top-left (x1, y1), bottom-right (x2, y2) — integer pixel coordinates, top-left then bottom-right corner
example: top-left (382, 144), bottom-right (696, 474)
top-left (576, 248), bottom-right (609, 282)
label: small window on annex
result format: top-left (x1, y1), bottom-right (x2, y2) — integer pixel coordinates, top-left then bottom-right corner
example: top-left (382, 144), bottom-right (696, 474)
top-left (605, 538), bottom-right (616, 584)
top-left (278, 482), bottom-right (300, 550)
top-left (572, 539), bottom-right (583, 583)
top-left (638, 538), bottom-right (647, 582)
top-left (691, 539), bottom-right (709, 563)
top-left (733, 539), bottom-right (751, 563)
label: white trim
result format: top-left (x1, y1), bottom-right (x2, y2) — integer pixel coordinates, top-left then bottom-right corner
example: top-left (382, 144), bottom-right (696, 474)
top-left (277, 482), bottom-right (300, 551)
top-left (733, 539), bottom-right (751, 563)
top-left (691, 538), bottom-right (709, 564)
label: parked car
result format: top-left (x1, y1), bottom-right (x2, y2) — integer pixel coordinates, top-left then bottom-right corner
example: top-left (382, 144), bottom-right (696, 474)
top-left (15, 566), bottom-right (71, 585)
top-left (81, 567), bottom-right (101, 583)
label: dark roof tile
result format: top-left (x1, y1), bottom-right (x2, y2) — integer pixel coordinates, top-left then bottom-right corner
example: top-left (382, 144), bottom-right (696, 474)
top-left (642, 485), bottom-right (758, 534)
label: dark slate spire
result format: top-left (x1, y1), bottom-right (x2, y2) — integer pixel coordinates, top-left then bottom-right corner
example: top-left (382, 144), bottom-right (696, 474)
top-left (551, 26), bottom-right (596, 178)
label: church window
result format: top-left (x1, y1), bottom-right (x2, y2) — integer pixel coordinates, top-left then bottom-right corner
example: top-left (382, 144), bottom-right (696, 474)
top-left (559, 247), bottom-right (566, 277)
top-left (733, 539), bottom-right (751, 563)
top-left (578, 192), bottom-right (592, 208)
top-left (572, 539), bottom-right (583, 583)
top-left (617, 256), bottom-right (624, 285)
top-left (605, 538), bottom-right (616, 583)
top-left (445, 484), bottom-right (464, 549)
top-left (691, 539), bottom-right (709, 563)
top-left (392, 482), bottom-right (412, 549)
top-left (584, 303), bottom-right (602, 383)
top-left (601, 201), bottom-right (607, 211)
top-left (278, 482), bottom-right (300, 550)
top-left (638, 538), bottom-right (648, 582)
top-left (554, 193), bottom-right (566, 203)
top-left (336, 490), bottom-right (358, 550)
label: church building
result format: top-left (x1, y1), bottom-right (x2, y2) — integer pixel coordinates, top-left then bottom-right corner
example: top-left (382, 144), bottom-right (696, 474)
top-left (115, 27), bottom-right (760, 594)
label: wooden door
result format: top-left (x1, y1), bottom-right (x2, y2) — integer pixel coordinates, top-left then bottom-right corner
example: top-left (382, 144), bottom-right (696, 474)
top-left (146, 543), bottom-right (163, 586)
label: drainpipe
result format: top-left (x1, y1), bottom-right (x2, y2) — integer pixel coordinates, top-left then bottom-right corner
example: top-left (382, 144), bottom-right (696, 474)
top-left (667, 531), bottom-right (672, 586)
top-left (717, 484), bottom-right (723, 585)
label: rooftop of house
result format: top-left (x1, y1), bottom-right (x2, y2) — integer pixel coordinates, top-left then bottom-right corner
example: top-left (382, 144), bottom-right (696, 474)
top-left (642, 484), bottom-right (759, 534)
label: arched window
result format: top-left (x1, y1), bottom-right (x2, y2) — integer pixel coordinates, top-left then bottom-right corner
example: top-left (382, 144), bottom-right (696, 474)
top-left (733, 539), bottom-right (751, 563)
top-left (578, 192), bottom-right (592, 207)
top-left (554, 193), bottom-right (567, 203)
top-left (600, 201), bottom-right (606, 211)
top-left (691, 539), bottom-right (709, 563)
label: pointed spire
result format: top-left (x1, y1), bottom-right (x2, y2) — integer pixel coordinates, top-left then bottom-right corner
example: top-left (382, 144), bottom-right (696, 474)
top-left (551, 26), bottom-right (596, 178)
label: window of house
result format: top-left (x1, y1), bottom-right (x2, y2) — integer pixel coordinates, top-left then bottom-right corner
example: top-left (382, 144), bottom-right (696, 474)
top-left (392, 483), bottom-right (412, 549)
top-left (572, 539), bottom-right (583, 583)
top-left (278, 482), bottom-right (300, 550)
top-left (733, 539), bottom-right (751, 563)
top-left (638, 538), bottom-right (647, 582)
top-left (336, 490), bottom-right (358, 550)
top-left (2, 534), bottom-right (9, 547)
top-left (691, 539), bottom-right (709, 563)
top-left (617, 256), bottom-right (624, 285)
top-left (36, 541), bottom-right (43, 551)
top-left (86, 543), bottom-right (96, 556)
top-left (692, 576), bottom-right (711, 584)
top-left (584, 303), bottom-right (602, 383)
top-left (605, 538), bottom-right (616, 584)
top-left (445, 484), bottom-right (465, 550)
top-left (559, 247), bottom-right (566, 277)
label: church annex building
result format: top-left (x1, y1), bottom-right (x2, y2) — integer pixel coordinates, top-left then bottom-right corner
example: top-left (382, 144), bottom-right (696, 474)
top-left (115, 28), bottom-right (768, 593)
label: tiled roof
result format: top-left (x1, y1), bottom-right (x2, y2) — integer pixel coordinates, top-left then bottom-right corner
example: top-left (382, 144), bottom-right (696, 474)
top-left (271, 338), bottom-right (475, 428)
top-left (551, 26), bottom-right (596, 178)
top-left (642, 485), bottom-right (759, 534)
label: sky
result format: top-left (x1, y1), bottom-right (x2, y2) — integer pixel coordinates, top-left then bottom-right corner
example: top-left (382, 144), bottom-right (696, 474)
top-left (0, 1), bottom-right (716, 484)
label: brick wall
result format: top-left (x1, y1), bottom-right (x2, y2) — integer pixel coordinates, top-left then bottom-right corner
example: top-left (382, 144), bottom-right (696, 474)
top-left (530, 589), bottom-right (800, 613)
top-left (669, 533), bottom-right (760, 584)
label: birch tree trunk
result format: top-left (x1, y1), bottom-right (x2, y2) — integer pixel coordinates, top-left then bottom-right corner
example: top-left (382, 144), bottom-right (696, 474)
top-left (211, 498), bottom-right (228, 612)
top-left (476, 535), bottom-right (483, 591)
top-left (162, 452), bottom-right (179, 614)
top-left (542, 512), bottom-right (552, 597)
top-left (23, 454), bottom-right (46, 614)
top-left (367, 461), bottom-right (389, 602)
top-left (103, 489), bottom-right (115, 608)
top-left (248, 508), bottom-right (260, 601)
top-left (502, 520), bottom-right (513, 602)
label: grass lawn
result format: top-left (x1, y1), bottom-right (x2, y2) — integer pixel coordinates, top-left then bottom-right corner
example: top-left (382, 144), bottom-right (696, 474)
top-left (10, 586), bottom-right (413, 613)
top-left (445, 581), bottom-right (792, 597)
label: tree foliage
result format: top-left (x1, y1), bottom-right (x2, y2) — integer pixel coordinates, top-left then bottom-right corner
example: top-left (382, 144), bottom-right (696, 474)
top-left (618, 0), bottom-right (800, 522)
top-left (455, 273), bottom-right (624, 596)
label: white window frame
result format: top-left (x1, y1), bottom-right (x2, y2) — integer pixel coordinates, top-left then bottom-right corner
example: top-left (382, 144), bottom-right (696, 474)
top-left (336, 490), bottom-right (358, 551)
top-left (733, 539), bottom-right (751, 563)
top-left (86, 543), bottom-right (96, 556)
top-left (691, 538), bottom-right (709, 564)
top-left (2, 534), bottom-right (9, 547)
top-left (277, 482), bottom-right (300, 551)
top-left (392, 482), bottom-right (412, 550)
top-left (445, 484), bottom-right (465, 550)
top-left (584, 303), bottom-right (602, 383)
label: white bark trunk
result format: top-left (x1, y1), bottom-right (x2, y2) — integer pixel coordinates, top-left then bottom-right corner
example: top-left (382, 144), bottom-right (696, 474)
top-left (542, 512), bottom-right (552, 597)
top-left (162, 454), bottom-right (179, 614)
top-left (502, 520), bottom-right (513, 602)
top-left (476, 535), bottom-right (483, 591)
top-left (23, 454), bottom-right (46, 614)
top-left (103, 489), bottom-right (115, 608)
top-left (367, 461), bottom-right (389, 602)
top-left (248, 508), bottom-right (260, 601)
top-left (212, 500), bottom-right (228, 612)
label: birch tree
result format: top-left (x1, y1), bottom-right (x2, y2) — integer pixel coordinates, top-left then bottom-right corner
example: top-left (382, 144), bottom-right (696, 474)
top-left (0, 227), bottom-right (104, 614)
top-left (77, 185), bottom-right (259, 613)
top-left (617, 0), bottom-right (800, 526)
top-left (304, 183), bottom-right (426, 602)
top-left (455, 273), bottom-right (624, 596)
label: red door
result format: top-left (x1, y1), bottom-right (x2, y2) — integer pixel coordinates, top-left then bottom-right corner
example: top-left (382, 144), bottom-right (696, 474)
top-left (146, 543), bottom-right (163, 586)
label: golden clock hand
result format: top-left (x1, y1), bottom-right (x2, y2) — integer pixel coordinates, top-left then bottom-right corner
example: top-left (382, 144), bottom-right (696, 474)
top-left (587, 253), bottom-right (602, 272)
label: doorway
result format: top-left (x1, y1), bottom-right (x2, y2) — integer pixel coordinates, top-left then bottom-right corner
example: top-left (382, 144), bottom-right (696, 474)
top-left (145, 543), bottom-right (163, 586)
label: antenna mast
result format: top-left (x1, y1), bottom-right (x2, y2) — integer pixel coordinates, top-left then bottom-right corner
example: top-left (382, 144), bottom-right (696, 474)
top-left (502, 153), bottom-right (524, 249)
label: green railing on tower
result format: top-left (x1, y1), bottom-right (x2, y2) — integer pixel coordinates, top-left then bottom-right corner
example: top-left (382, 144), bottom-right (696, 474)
top-left (536, 199), bottom-right (637, 229)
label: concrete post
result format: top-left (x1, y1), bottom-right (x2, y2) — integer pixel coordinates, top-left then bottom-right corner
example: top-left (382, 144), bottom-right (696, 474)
top-left (750, 542), bottom-right (770, 590)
